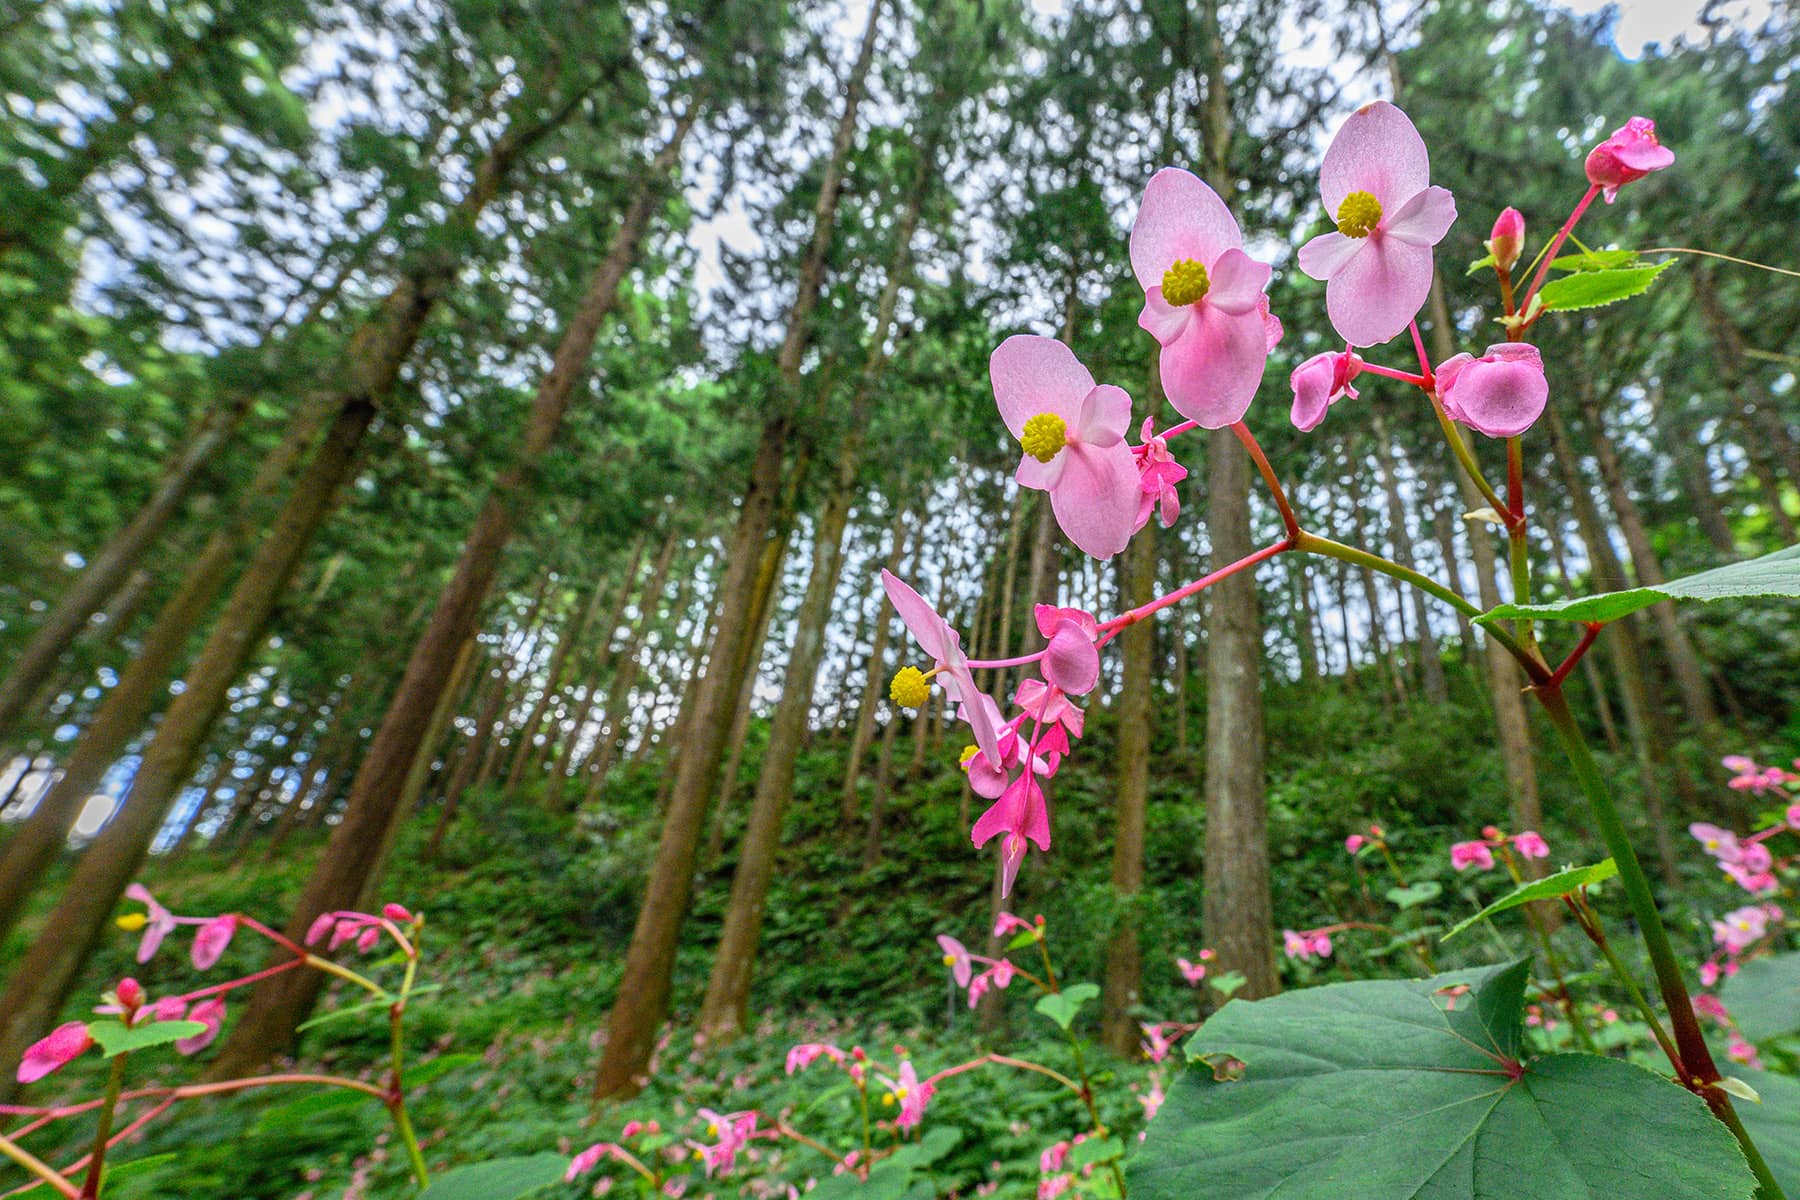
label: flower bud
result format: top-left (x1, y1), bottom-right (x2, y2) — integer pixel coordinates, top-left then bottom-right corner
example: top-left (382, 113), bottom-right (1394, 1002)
top-left (1584, 116), bottom-right (1675, 203)
top-left (115, 977), bottom-right (145, 1012)
top-left (1486, 207), bottom-right (1524, 271)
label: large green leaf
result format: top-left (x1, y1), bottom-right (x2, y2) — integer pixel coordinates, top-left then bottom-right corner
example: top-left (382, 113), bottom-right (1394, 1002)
top-left (1723, 1063), bottom-right (1800, 1196)
top-left (86, 1019), bottom-right (208, 1057)
top-left (1534, 260), bottom-right (1673, 312)
top-left (416, 1154), bottom-right (567, 1200)
top-left (1441, 860), bottom-right (1616, 941)
top-left (1130, 961), bottom-right (1755, 1200)
top-left (1478, 544), bottom-right (1800, 625)
top-left (1720, 952), bottom-right (1800, 1041)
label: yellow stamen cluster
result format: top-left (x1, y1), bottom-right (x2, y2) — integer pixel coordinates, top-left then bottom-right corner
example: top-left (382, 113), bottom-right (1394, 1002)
top-left (1335, 190), bottom-right (1383, 237)
top-left (890, 666), bottom-right (930, 709)
top-left (1019, 412), bottom-right (1068, 463)
top-left (942, 952), bottom-right (958, 967)
top-left (1160, 257), bottom-right (1211, 306)
top-left (116, 912), bottom-right (148, 931)
top-left (959, 744), bottom-right (980, 766)
top-left (882, 1092), bottom-right (896, 1107)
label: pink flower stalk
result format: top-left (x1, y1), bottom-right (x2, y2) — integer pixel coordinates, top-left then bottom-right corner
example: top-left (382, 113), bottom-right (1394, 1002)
top-left (1133, 418), bottom-right (1188, 531)
top-left (176, 997), bottom-right (225, 1055)
top-left (566, 1143), bottom-right (626, 1181)
top-left (881, 570), bottom-right (1001, 764)
top-left (1298, 101), bottom-right (1457, 347)
top-left (123, 882), bottom-right (178, 963)
top-left (786, 1042), bottom-right (845, 1074)
top-left (890, 1060), bottom-right (934, 1130)
top-left (1585, 117), bottom-right (1675, 203)
top-left (1487, 207), bottom-right (1525, 271)
top-left (1288, 349), bottom-right (1364, 433)
top-left (1436, 343), bottom-right (1549, 438)
top-left (1129, 167), bottom-right (1280, 427)
top-left (691, 1109), bottom-right (757, 1176)
top-left (18, 1021), bottom-right (93, 1083)
top-left (990, 335), bottom-right (1141, 559)
top-left (937, 935), bottom-right (974, 988)
top-left (972, 772), bottom-right (1051, 897)
top-left (1035, 606), bottom-right (1100, 695)
top-left (1510, 831), bottom-right (1550, 859)
top-left (1451, 840), bottom-right (1496, 871)
top-left (192, 914), bottom-right (238, 970)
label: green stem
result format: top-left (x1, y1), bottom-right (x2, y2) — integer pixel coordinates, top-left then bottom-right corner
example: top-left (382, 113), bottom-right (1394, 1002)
top-left (1500, 851), bottom-right (1592, 1052)
top-left (1537, 684), bottom-right (1785, 1199)
top-left (1505, 436), bottom-right (1534, 648)
top-left (1427, 390), bottom-right (1507, 517)
top-left (1568, 894), bottom-right (1682, 1073)
top-left (79, 1055), bottom-right (127, 1199)
top-left (0, 1132), bottom-right (78, 1198)
top-left (388, 955), bottom-right (429, 1188)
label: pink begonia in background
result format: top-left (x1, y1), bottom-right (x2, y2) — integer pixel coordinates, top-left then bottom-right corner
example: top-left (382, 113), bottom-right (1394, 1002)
top-left (1297, 100), bottom-right (1457, 347)
top-left (989, 335), bottom-right (1140, 559)
top-left (1450, 840), bottom-right (1496, 871)
top-left (1585, 116), bottom-right (1675, 202)
top-left (1281, 930), bottom-right (1332, 961)
top-left (880, 569), bottom-right (1001, 765)
top-left (123, 882), bottom-right (179, 963)
top-left (936, 935), bottom-right (973, 988)
top-left (1512, 831), bottom-right (1551, 859)
top-left (1128, 167), bottom-right (1281, 427)
top-left (1176, 949), bottom-right (1214, 985)
top-left (1436, 343), bottom-right (1550, 438)
top-left (1132, 418), bottom-right (1188, 531)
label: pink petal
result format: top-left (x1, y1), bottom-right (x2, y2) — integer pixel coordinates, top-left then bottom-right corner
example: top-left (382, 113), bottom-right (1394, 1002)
top-left (1159, 305), bottom-right (1269, 427)
top-left (1074, 385), bottom-right (1131, 447)
top-left (1320, 100), bottom-right (1430, 212)
top-left (1441, 344), bottom-right (1548, 438)
top-left (1289, 354), bottom-right (1337, 433)
top-left (191, 915), bottom-right (237, 971)
top-left (1325, 238), bottom-right (1435, 347)
top-left (1383, 186), bottom-right (1457, 247)
top-left (176, 997), bottom-right (225, 1055)
top-left (1128, 167), bottom-right (1242, 290)
top-left (19, 1023), bottom-right (91, 1084)
top-left (1016, 450), bottom-right (1065, 492)
top-left (990, 335), bottom-right (1093, 438)
top-left (1138, 288), bottom-right (1194, 346)
top-left (881, 570), bottom-right (953, 663)
top-left (1048, 441), bottom-right (1140, 560)
top-left (1296, 230), bottom-right (1363, 281)
top-left (1042, 621), bottom-right (1100, 696)
top-left (1204, 248), bottom-right (1271, 315)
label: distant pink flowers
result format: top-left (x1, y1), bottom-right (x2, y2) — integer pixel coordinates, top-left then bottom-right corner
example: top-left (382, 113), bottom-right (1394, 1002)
top-left (1282, 929), bottom-right (1332, 961)
top-left (1176, 948), bottom-right (1215, 985)
top-left (1452, 827), bottom-right (1548, 871)
top-left (1129, 167), bottom-right (1280, 427)
top-left (1450, 841), bottom-right (1495, 871)
top-left (1298, 101), bottom-right (1457, 347)
top-left (1437, 343), bottom-right (1549, 438)
top-left (1585, 117), bottom-right (1675, 202)
top-left (990, 335), bottom-right (1140, 560)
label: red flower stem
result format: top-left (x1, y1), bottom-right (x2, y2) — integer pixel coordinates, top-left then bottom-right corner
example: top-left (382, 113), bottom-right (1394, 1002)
top-left (1, 1074), bottom-right (386, 1129)
top-left (1543, 622), bottom-right (1603, 688)
top-left (235, 914), bottom-right (308, 958)
top-left (1520, 184), bottom-right (1601, 317)
top-left (925, 1053), bottom-right (1079, 1094)
top-left (1231, 421), bottom-right (1300, 537)
top-left (1096, 540), bottom-right (1293, 642)
top-left (1158, 419), bottom-right (1199, 440)
top-left (1407, 319), bottom-right (1435, 385)
top-left (965, 650), bottom-right (1047, 671)
top-left (172, 956), bottom-right (305, 1005)
top-left (1356, 362), bottom-right (1430, 387)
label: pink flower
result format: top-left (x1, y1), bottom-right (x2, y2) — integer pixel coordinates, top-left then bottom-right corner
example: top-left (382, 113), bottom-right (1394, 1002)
top-left (1727, 1036), bottom-right (1762, 1069)
top-left (1040, 1141), bottom-right (1072, 1174)
top-left (382, 903), bottom-right (414, 923)
top-left (1344, 834), bottom-right (1367, 854)
top-left (123, 883), bottom-right (178, 963)
top-left (972, 773), bottom-right (1051, 897)
top-left (990, 335), bottom-right (1140, 559)
top-left (1585, 117), bottom-right (1674, 203)
top-left (1138, 1077), bottom-right (1165, 1122)
top-left (937, 936), bottom-right (973, 988)
top-left (1511, 831), bottom-right (1550, 859)
top-left (1015, 679), bottom-right (1084, 739)
top-left (566, 1143), bottom-right (625, 1181)
top-left (1487, 207), bottom-right (1524, 271)
top-left (305, 912), bottom-right (336, 946)
top-left (1787, 804), bottom-right (1800, 832)
top-left (1451, 840), bottom-right (1496, 871)
top-left (1288, 349), bottom-right (1364, 433)
top-left (1713, 904), bottom-right (1777, 954)
top-left (1129, 167), bottom-right (1279, 427)
top-left (1132, 418), bottom-right (1188, 531)
top-left (890, 1060), bottom-right (934, 1130)
top-left (191, 914), bottom-right (238, 970)
top-left (1140, 1023), bottom-right (1175, 1063)
top-left (18, 1022), bottom-right (93, 1083)
top-left (1693, 994), bottom-right (1730, 1024)
top-left (1283, 930), bottom-right (1331, 961)
top-left (1035, 606), bottom-right (1100, 695)
top-left (994, 912), bottom-right (1035, 938)
top-left (1691, 822), bottom-right (1741, 861)
top-left (1176, 957), bottom-right (1207, 985)
top-left (786, 1043), bottom-right (845, 1074)
top-left (1437, 343), bottom-right (1549, 438)
top-left (176, 997), bottom-right (225, 1055)
top-left (1700, 960), bottom-right (1723, 987)
top-left (1298, 101), bottom-right (1457, 347)
top-left (691, 1109), bottom-right (757, 1176)
top-left (881, 570), bottom-right (1001, 765)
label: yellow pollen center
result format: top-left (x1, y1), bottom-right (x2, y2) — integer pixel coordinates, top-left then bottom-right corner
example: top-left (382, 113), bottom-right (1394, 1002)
top-left (1160, 257), bottom-right (1211, 306)
top-left (116, 912), bottom-right (148, 932)
top-left (959, 744), bottom-right (980, 766)
top-left (882, 1093), bottom-right (896, 1106)
top-left (942, 953), bottom-right (957, 966)
top-left (1335, 190), bottom-right (1383, 237)
top-left (890, 666), bottom-right (930, 709)
top-left (1019, 412), bottom-right (1068, 463)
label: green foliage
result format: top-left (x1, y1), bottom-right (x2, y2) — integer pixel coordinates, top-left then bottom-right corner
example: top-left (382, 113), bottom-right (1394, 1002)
top-left (1532, 260), bottom-right (1675, 313)
top-left (1441, 860), bottom-right (1617, 941)
top-left (1719, 952), bottom-right (1800, 1042)
top-left (1481, 544), bottom-right (1800, 624)
top-left (86, 1019), bottom-right (207, 1057)
top-left (1034, 983), bottom-right (1100, 1031)
top-left (1131, 961), bottom-right (1756, 1200)
top-left (416, 1154), bottom-right (568, 1200)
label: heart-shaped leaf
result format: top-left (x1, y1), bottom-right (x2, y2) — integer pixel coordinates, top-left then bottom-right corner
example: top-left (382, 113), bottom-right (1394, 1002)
top-left (1035, 982), bottom-right (1100, 1030)
top-left (1719, 951), bottom-right (1800, 1041)
top-left (1385, 881), bottom-right (1442, 909)
top-left (86, 1019), bottom-right (208, 1057)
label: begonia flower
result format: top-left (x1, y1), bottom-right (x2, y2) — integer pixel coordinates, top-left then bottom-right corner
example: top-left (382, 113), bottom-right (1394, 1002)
top-left (1487, 207), bottom-right (1525, 271)
top-left (786, 1042), bottom-right (845, 1074)
top-left (18, 1022), bottom-right (93, 1083)
top-left (1289, 349), bottom-right (1364, 432)
top-left (1298, 101), bottom-right (1457, 347)
top-left (1451, 840), bottom-right (1495, 871)
top-left (192, 914), bottom-right (238, 970)
top-left (891, 1060), bottom-right (934, 1130)
top-left (1437, 343), bottom-right (1549, 438)
top-left (1133, 418), bottom-right (1187, 531)
top-left (1511, 831), bottom-right (1550, 859)
top-left (1585, 117), bottom-right (1675, 202)
top-left (882, 570), bottom-right (1001, 765)
top-left (567, 1143), bottom-right (626, 1181)
top-left (176, 997), bottom-right (225, 1055)
top-left (1035, 606), bottom-right (1100, 695)
top-left (1129, 168), bottom-right (1280, 427)
top-left (122, 883), bottom-right (178, 963)
top-left (973, 772), bottom-right (1051, 897)
top-left (990, 336), bottom-right (1140, 559)
top-left (936, 936), bottom-right (973, 988)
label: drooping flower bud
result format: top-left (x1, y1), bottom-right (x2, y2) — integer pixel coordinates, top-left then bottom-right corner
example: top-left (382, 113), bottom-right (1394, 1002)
top-left (1437, 343), bottom-right (1549, 438)
top-left (1486, 207), bottom-right (1524, 271)
top-left (1584, 116), bottom-right (1675, 203)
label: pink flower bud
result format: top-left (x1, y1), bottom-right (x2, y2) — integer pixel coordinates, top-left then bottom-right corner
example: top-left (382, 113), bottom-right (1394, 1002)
top-left (1486, 207), bottom-right (1524, 271)
top-left (1438, 344), bottom-right (1549, 439)
top-left (18, 1022), bottom-right (93, 1083)
top-left (1585, 117), bottom-right (1675, 203)
top-left (305, 912), bottom-right (336, 946)
top-left (191, 914), bottom-right (238, 970)
top-left (115, 977), bottom-right (146, 1012)
top-left (382, 903), bottom-right (414, 923)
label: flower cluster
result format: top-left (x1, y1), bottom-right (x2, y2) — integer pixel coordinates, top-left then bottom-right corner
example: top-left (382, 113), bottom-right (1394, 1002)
top-left (1450, 826), bottom-right (1549, 872)
top-left (1281, 928), bottom-right (1334, 961)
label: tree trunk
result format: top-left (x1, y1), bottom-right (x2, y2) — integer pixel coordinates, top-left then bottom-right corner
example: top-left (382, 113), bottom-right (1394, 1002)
top-left (573, 529), bottom-right (680, 791)
top-left (207, 111), bottom-right (697, 1078)
top-left (1647, 384), bottom-right (1736, 558)
top-left (0, 398), bottom-right (375, 1095)
top-left (1101, 513), bottom-right (1156, 1055)
top-left (563, 534), bottom-right (651, 778)
top-left (558, 530), bottom-right (670, 779)
top-left (840, 514), bottom-right (912, 822)
top-left (503, 575), bottom-right (606, 798)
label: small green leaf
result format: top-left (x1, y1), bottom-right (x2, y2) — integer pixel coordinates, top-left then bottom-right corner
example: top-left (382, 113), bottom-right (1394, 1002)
top-left (417, 1154), bottom-right (568, 1200)
top-left (1070, 1135), bottom-right (1126, 1167)
top-left (1442, 860), bottom-right (1617, 941)
top-left (87, 1019), bottom-right (208, 1057)
top-left (1479, 544), bottom-right (1800, 625)
top-left (1549, 249), bottom-right (1640, 271)
top-left (1385, 881), bottom-right (1443, 909)
top-left (1209, 971), bottom-right (1247, 999)
top-left (1035, 982), bottom-right (1100, 1030)
top-left (1007, 929), bottom-right (1039, 951)
top-left (1465, 252), bottom-right (1497, 275)
top-left (1534, 260), bottom-right (1672, 312)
